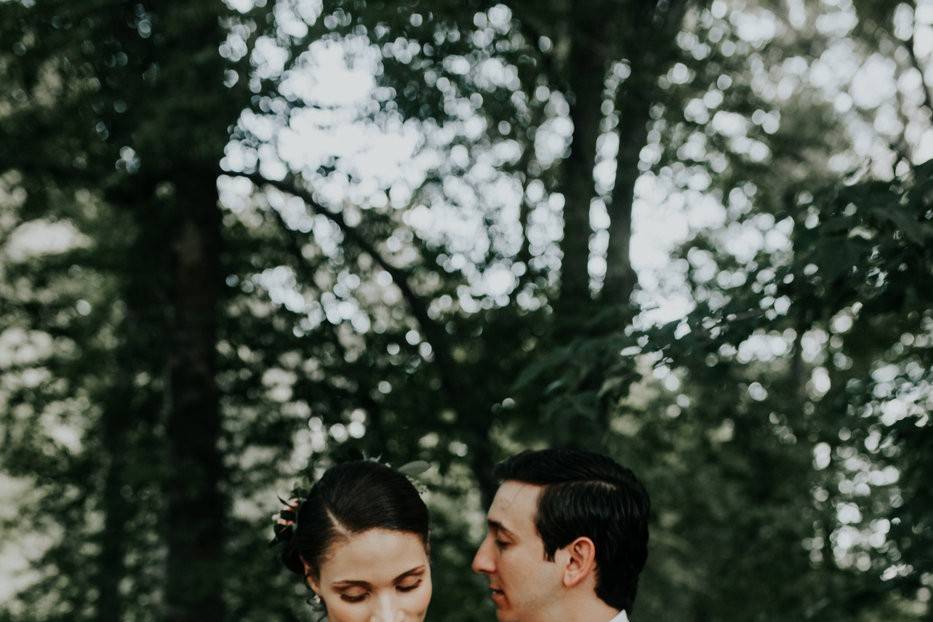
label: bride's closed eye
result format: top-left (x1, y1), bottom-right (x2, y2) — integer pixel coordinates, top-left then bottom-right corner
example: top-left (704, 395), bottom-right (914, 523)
top-left (396, 580), bottom-right (422, 592)
top-left (337, 580), bottom-right (422, 603)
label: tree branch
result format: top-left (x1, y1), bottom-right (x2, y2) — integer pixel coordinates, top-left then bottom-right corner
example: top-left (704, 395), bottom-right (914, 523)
top-left (240, 171), bottom-right (503, 502)
top-left (229, 171), bottom-right (471, 413)
top-left (264, 207), bottom-right (391, 449)
top-left (658, 0), bottom-right (691, 41)
top-left (510, 2), bottom-right (569, 94)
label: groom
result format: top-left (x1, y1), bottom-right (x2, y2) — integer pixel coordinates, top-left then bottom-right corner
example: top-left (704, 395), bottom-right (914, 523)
top-left (472, 447), bottom-right (649, 622)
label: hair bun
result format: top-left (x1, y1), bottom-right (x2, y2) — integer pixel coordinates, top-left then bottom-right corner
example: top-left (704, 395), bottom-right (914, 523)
top-left (280, 538), bottom-right (306, 576)
top-left (271, 498), bottom-right (306, 575)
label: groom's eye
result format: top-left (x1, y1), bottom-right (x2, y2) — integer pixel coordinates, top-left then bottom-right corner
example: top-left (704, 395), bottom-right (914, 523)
top-left (494, 539), bottom-right (510, 550)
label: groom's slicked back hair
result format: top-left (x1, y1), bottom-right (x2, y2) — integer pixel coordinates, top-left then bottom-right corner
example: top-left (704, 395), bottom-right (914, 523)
top-left (494, 447), bottom-right (650, 614)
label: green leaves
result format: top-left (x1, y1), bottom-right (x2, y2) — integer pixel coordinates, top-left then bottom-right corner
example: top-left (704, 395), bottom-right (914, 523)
top-left (654, 159), bottom-right (933, 619)
top-left (3, 0), bottom-right (931, 620)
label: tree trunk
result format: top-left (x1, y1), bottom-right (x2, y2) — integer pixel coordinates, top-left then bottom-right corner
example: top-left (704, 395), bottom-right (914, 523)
top-left (554, 3), bottom-right (612, 332)
top-left (151, 6), bottom-right (238, 619)
top-left (602, 67), bottom-right (652, 307)
top-left (603, 0), bottom-right (690, 310)
top-left (164, 173), bottom-right (225, 622)
top-left (97, 395), bottom-right (129, 622)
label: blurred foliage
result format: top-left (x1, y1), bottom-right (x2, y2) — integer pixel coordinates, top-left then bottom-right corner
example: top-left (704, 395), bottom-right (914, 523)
top-left (1, 0), bottom-right (931, 621)
top-left (628, 159), bottom-right (932, 620)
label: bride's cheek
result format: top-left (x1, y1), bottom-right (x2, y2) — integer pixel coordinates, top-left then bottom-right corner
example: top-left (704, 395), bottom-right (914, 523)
top-left (416, 583), bottom-right (432, 611)
top-left (402, 587), bottom-right (426, 612)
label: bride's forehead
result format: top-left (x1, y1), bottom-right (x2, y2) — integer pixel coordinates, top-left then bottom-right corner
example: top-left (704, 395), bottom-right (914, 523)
top-left (320, 528), bottom-right (428, 578)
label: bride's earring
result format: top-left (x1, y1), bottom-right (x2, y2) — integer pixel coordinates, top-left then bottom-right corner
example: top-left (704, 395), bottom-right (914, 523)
top-left (304, 574), bottom-right (322, 606)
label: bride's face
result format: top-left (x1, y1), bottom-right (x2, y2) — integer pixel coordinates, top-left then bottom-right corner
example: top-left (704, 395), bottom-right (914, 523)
top-left (308, 528), bottom-right (432, 622)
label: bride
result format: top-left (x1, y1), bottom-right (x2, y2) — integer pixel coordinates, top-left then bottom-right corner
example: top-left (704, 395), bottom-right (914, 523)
top-left (274, 460), bottom-right (432, 622)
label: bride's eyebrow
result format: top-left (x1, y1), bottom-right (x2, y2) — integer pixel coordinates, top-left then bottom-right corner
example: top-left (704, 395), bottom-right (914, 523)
top-left (393, 565), bottom-right (427, 582)
top-left (331, 579), bottom-right (371, 588)
top-left (331, 566), bottom-right (426, 588)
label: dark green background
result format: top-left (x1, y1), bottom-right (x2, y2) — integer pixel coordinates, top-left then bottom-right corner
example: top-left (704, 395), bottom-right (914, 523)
top-left (1, 0), bottom-right (930, 620)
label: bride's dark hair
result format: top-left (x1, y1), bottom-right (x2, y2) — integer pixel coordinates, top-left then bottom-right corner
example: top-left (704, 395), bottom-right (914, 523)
top-left (280, 460), bottom-right (429, 579)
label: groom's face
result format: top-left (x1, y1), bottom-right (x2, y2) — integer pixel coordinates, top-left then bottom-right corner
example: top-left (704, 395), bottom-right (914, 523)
top-left (472, 481), bottom-right (563, 622)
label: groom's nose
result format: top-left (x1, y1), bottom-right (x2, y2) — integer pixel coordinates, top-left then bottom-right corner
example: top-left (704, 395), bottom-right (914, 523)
top-left (471, 534), bottom-right (496, 575)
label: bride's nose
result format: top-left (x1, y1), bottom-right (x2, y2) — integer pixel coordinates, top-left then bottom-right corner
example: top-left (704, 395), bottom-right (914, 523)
top-left (370, 592), bottom-right (406, 622)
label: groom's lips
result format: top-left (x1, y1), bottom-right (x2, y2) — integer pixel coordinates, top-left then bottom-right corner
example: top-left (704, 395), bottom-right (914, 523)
top-left (489, 587), bottom-right (506, 606)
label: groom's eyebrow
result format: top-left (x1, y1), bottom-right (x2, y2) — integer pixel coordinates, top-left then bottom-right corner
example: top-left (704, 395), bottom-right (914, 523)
top-left (488, 519), bottom-right (516, 539)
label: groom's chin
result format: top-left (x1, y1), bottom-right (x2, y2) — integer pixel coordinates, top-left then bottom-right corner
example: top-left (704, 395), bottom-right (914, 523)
top-left (492, 604), bottom-right (518, 622)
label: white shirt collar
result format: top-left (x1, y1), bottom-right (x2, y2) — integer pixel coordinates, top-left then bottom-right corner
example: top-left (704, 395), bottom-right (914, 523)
top-left (608, 611), bottom-right (630, 622)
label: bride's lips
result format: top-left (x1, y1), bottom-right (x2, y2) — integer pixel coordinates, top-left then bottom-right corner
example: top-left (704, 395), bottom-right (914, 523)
top-left (489, 587), bottom-right (506, 606)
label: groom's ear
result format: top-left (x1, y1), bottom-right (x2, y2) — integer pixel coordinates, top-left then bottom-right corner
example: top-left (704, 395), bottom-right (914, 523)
top-left (559, 537), bottom-right (598, 588)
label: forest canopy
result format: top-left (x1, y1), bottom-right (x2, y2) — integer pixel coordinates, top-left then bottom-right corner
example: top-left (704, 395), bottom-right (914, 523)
top-left (0, 0), bottom-right (931, 620)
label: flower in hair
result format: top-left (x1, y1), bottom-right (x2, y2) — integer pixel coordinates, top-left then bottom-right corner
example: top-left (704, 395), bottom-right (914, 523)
top-left (363, 455), bottom-right (432, 494)
top-left (270, 496), bottom-right (302, 546)
top-left (396, 460), bottom-right (431, 478)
